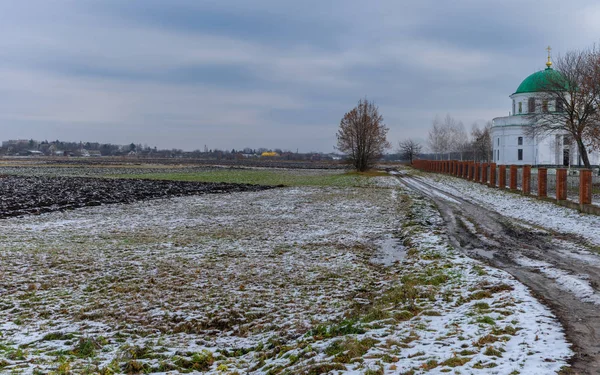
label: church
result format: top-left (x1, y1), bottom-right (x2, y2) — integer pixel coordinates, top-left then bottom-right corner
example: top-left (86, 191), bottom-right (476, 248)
top-left (491, 49), bottom-right (600, 167)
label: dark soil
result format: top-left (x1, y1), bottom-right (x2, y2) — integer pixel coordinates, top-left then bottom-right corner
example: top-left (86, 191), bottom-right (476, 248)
top-left (0, 175), bottom-right (278, 219)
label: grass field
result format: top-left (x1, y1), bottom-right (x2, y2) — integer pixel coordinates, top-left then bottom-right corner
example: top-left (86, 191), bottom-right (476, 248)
top-left (108, 169), bottom-right (389, 187)
top-left (0, 171), bottom-right (572, 374)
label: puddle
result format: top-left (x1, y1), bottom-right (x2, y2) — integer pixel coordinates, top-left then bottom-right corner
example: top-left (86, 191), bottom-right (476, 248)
top-left (370, 235), bottom-right (406, 266)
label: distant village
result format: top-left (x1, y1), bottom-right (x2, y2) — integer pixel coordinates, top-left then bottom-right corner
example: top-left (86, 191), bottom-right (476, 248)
top-left (0, 139), bottom-right (347, 161)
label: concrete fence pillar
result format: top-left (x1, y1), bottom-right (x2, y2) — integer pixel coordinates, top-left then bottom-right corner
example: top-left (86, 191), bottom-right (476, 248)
top-left (580, 169), bottom-right (592, 205)
top-left (499, 165), bottom-right (506, 189)
top-left (556, 168), bottom-right (567, 201)
top-left (522, 165), bottom-right (531, 195)
top-left (509, 165), bottom-right (518, 190)
top-left (489, 163), bottom-right (496, 187)
top-left (538, 168), bottom-right (547, 197)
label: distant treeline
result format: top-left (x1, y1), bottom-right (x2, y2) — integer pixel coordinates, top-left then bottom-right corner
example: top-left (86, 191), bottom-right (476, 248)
top-left (0, 139), bottom-right (346, 161)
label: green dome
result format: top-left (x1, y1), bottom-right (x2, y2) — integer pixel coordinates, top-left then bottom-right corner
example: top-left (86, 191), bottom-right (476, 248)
top-left (514, 67), bottom-right (568, 95)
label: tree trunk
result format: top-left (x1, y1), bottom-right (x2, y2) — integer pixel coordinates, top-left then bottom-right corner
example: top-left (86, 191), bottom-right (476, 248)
top-left (577, 138), bottom-right (591, 168)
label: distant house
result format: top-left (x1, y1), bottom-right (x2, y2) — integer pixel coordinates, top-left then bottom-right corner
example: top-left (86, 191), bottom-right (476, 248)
top-left (261, 151), bottom-right (279, 157)
top-left (88, 150), bottom-right (102, 157)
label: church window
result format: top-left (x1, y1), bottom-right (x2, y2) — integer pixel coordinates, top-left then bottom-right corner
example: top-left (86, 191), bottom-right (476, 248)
top-left (518, 137), bottom-right (523, 145)
top-left (556, 99), bottom-right (563, 112)
top-left (497, 138), bottom-right (500, 146)
top-left (542, 100), bottom-right (548, 113)
top-left (518, 149), bottom-right (523, 161)
top-left (518, 102), bottom-right (522, 114)
top-left (528, 97), bottom-right (536, 113)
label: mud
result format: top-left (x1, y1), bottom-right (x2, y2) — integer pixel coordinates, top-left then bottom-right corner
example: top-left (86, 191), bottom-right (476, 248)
top-left (0, 175), bottom-right (277, 219)
top-left (396, 173), bottom-right (600, 375)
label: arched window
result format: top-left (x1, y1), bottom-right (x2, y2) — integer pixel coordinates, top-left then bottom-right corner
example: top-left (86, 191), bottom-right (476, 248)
top-left (555, 99), bottom-right (564, 112)
top-left (518, 102), bottom-right (522, 114)
top-left (542, 100), bottom-right (548, 113)
top-left (528, 97), bottom-right (536, 113)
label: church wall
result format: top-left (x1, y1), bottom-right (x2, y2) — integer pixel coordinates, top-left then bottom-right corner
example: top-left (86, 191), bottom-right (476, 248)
top-left (491, 125), bottom-right (534, 165)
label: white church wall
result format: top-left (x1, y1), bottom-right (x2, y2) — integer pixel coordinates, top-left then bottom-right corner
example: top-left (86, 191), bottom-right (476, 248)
top-left (491, 125), bottom-right (534, 165)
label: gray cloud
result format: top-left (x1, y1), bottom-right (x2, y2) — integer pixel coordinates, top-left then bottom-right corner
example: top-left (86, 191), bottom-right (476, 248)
top-left (0, 0), bottom-right (598, 151)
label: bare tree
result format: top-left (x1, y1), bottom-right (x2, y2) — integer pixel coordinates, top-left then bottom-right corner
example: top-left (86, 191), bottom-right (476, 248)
top-left (428, 114), bottom-right (469, 160)
top-left (471, 122), bottom-right (493, 162)
top-left (336, 98), bottom-right (391, 171)
top-left (428, 115), bottom-right (449, 160)
top-left (446, 116), bottom-right (468, 160)
top-left (397, 139), bottom-right (423, 163)
top-left (525, 47), bottom-right (600, 168)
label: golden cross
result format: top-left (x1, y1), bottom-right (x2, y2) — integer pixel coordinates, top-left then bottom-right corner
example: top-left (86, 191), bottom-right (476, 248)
top-left (546, 45), bottom-right (552, 68)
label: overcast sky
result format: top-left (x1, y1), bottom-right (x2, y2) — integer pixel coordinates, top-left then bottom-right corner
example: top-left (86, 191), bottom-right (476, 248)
top-left (1, 1), bottom-right (599, 152)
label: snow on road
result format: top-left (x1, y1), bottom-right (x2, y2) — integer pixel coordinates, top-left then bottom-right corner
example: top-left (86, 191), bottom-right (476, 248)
top-left (421, 173), bottom-right (600, 247)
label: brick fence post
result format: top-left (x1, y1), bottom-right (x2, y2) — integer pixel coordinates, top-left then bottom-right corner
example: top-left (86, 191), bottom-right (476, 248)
top-left (522, 165), bottom-right (531, 195)
top-left (556, 168), bottom-right (567, 201)
top-left (481, 163), bottom-right (488, 184)
top-left (489, 163), bottom-right (496, 187)
top-left (463, 162), bottom-right (468, 179)
top-left (538, 168), bottom-right (547, 197)
top-left (580, 169), bottom-right (592, 205)
top-left (499, 165), bottom-right (506, 189)
top-left (509, 165), bottom-right (518, 190)
top-left (467, 162), bottom-right (472, 180)
top-left (474, 162), bottom-right (480, 182)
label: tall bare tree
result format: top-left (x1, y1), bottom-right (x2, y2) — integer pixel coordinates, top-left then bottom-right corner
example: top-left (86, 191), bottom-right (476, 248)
top-left (336, 98), bottom-right (391, 171)
top-left (428, 114), bottom-right (468, 159)
top-left (428, 115), bottom-right (449, 160)
top-left (471, 122), bottom-right (493, 162)
top-left (525, 47), bottom-right (600, 168)
top-left (397, 139), bottom-right (423, 163)
top-left (447, 116), bottom-right (468, 160)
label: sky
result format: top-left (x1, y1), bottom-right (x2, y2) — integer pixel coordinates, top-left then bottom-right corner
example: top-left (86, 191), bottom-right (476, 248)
top-left (1, 1), bottom-right (599, 152)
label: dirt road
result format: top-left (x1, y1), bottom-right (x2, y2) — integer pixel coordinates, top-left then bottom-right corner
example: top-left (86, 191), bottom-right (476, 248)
top-left (396, 172), bottom-right (600, 375)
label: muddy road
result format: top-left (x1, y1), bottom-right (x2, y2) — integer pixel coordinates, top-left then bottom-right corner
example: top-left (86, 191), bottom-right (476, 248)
top-left (396, 172), bottom-right (600, 375)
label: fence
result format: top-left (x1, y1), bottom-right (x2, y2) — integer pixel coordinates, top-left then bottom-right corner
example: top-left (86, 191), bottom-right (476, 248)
top-left (411, 160), bottom-right (599, 214)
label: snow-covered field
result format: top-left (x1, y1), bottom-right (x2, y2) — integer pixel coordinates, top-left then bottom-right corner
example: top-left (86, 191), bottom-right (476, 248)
top-left (0, 176), bottom-right (572, 374)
